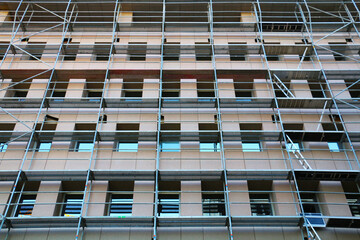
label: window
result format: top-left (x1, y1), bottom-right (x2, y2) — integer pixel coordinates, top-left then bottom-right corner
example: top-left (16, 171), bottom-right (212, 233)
top-left (37, 142), bottom-right (52, 152)
top-left (163, 43), bottom-right (180, 61)
top-left (87, 91), bottom-right (102, 98)
top-left (202, 194), bottom-right (225, 216)
top-left (242, 142), bottom-right (261, 152)
top-left (158, 194), bottom-right (179, 217)
top-left (286, 142), bottom-right (301, 152)
top-left (76, 142), bottom-right (94, 152)
top-left (0, 143), bottom-right (8, 152)
top-left (15, 195), bottom-right (36, 217)
top-left (14, 91), bottom-right (27, 98)
top-left (328, 142), bottom-right (341, 152)
top-left (62, 194), bottom-right (83, 217)
top-left (300, 193), bottom-right (325, 227)
top-left (52, 90), bottom-right (66, 98)
top-left (250, 194), bottom-right (272, 216)
top-left (195, 42), bottom-right (212, 61)
top-left (346, 194), bottom-right (360, 217)
top-left (117, 143), bottom-right (138, 152)
top-left (109, 194), bottom-right (133, 217)
top-left (200, 142), bottom-right (220, 152)
top-left (128, 42), bottom-right (147, 61)
top-left (229, 42), bottom-right (246, 61)
top-left (160, 141), bottom-right (180, 152)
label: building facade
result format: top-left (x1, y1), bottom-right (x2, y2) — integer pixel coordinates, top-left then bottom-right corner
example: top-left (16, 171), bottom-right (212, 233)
top-left (0, 0), bottom-right (359, 239)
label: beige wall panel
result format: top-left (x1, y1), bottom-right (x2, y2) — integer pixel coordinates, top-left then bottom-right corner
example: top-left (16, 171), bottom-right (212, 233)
top-left (291, 80), bottom-right (312, 98)
top-left (132, 181), bottom-right (154, 216)
top-left (180, 79), bottom-right (197, 98)
top-left (254, 227), bottom-right (285, 240)
top-left (229, 180), bottom-right (251, 216)
top-left (329, 80), bottom-right (351, 99)
top-left (233, 227), bottom-right (256, 240)
top-left (203, 227), bottom-right (228, 240)
top-left (143, 79), bottom-right (159, 99)
top-left (181, 181), bottom-right (202, 216)
top-left (0, 182), bottom-right (12, 214)
top-left (106, 78), bottom-right (123, 98)
top-left (86, 181), bottom-right (108, 216)
top-left (0, 79), bottom-right (11, 98)
top-left (318, 181), bottom-right (352, 217)
top-left (218, 79), bottom-right (235, 98)
top-left (158, 228), bottom-right (181, 240)
top-left (45, 150), bottom-right (67, 170)
top-left (180, 227), bottom-right (204, 240)
top-left (65, 78), bottom-right (86, 98)
top-left (272, 181), bottom-right (297, 216)
top-left (32, 181), bottom-right (61, 217)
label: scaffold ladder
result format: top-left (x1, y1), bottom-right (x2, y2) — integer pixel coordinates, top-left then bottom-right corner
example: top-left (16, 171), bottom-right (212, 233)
top-left (305, 218), bottom-right (322, 240)
top-left (273, 74), bottom-right (295, 98)
top-left (286, 135), bottom-right (312, 170)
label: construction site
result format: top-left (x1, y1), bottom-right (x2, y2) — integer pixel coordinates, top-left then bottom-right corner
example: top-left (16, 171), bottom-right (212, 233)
top-left (0, 0), bottom-right (359, 239)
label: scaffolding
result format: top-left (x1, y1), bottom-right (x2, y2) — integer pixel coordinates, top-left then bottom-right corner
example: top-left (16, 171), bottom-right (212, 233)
top-left (0, 0), bottom-right (359, 239)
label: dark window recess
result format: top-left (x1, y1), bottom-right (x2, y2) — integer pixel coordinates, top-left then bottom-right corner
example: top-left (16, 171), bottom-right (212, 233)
top-left (346, 194), bottom-right (360, 217)
top-left (109, 194), bottom-right (133, 216)
top-left (229, 42), bottom-right (246, 61)
top-left (299, 55), bottom-right (311, 61)
top-left (161, 123), bottom-right (181, 130)
top-left (63, 42), bottom-right (79, 61)
top-left (87, 91), bottom-right (102, 98)
top-left (235, 90), bottom-right (252, 97)
top-left (15, 195), bottom-right (36, 217)
top-left (14, 91), bottom-right (27, 98)
top-left (117, 123), bottom-right (139, 131)
top-left (239, 123), bottom-right (262, 130)
top-left (267, 55), bottom-right (279, 61)
top-left (162, 81), bottom-right (180, 97)
top-left (128, 42), bottom-right (147, 61)
top-left (273, 82), bottom-right (290, 98)
top-left (322, 123), bottom-right (344, 131)
top-left (309, 82), bottom-right (325, 98)
top-left (195, 42), bottom-right (212, 61)
top-left (283, 123), bottom-right (304, 130)
top-left (198, 91), bottom-right (215, 98)
top-left (329, 42), bottom-right (347, 61)
top-left (202, 194), bottom-right (225, 216)
top-left (250, 194), bottom-right (272, 216)
top-left (22, 43), bottom-right (46, 61)
top-left (124, 91), bottom-right (142, 98)
top-left (52, 91), bottom-right (66, 98)
top-left (162, 91), bottom-right (179, 97)
top-left (158, 194), bottom-right (179, 216)
top-left (164, 43), bottom-right (180, 61)
top-left (347, 81), bottom-right (360, 98)
top-left (61, 194), bottom-right (83, 217)
top-left (94, 42), bottom-right (111, 61)
top-left (345, 38), bottom-right (353, 43)
top-left (199, 123), bottom-right (218, 131)
top-left (271, 115), bottom-right (279, 123)
top-left (301, 193), bottom-right (321, 214)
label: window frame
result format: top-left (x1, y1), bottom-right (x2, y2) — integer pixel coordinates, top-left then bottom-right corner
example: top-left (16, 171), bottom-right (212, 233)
top-left (199, 142), bottom-right (220, 152)
top-left (75, 141), bottom-right (94, 152)
top-left (158, 194), bottom-right (180, 217)
top-left (61, 194), bottom-right (83, 217)
top-left (117, 142), bottom-right (138, 152)
top-left (14, 194), bottom-right (36, 217)
top-left (160, 141), bottom-right (180, 152)
top-left (108, 194), bottom-right (133, 217)
top-left (0, 143), bottom-right (8, 152)
top-left (249, 193), bottom-right (273, 216)
top-left (242, 142), bottom-right (261, 152)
